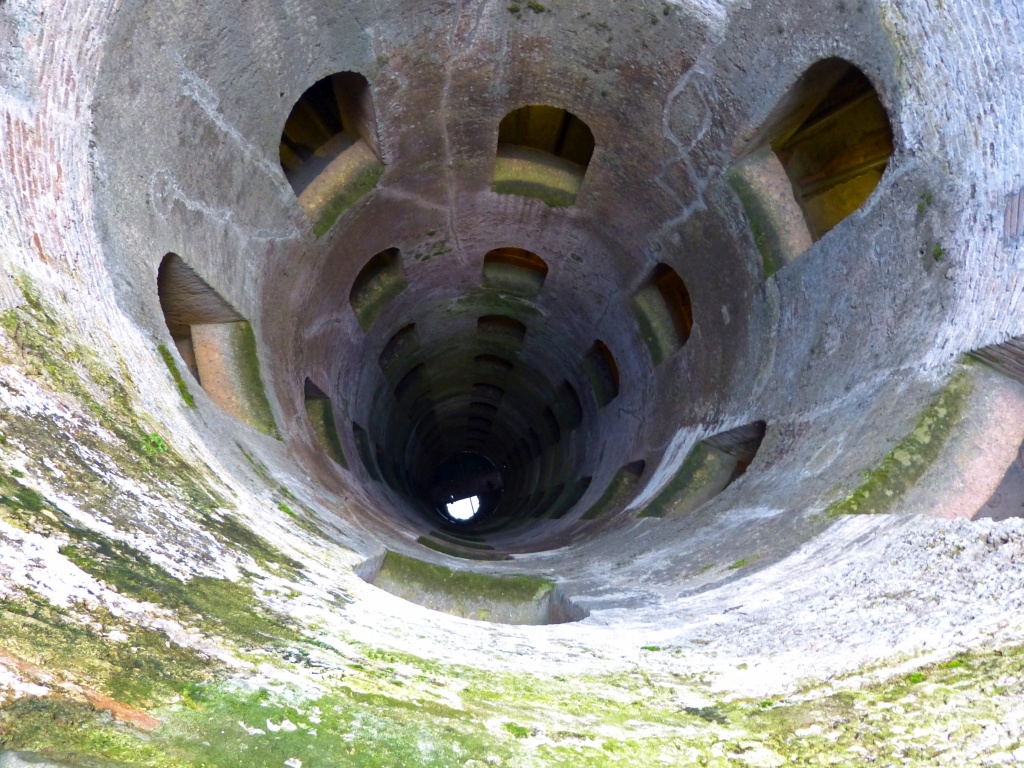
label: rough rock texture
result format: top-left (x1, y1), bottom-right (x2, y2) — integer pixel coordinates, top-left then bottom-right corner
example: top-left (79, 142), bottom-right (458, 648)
top-left (0, 0), bottom-right (1023, 765)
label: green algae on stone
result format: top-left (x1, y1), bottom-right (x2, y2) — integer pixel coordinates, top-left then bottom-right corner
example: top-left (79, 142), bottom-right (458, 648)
top-left (826, 368), bottom-right (971, 517)
top-left (60, 532), bottom-right (301, 647)
top-left (493, 145), bottom-right (584, 207)
top-left (631, 289), bottom-right (675, 366)
top-left (349, 251), bottom-right (408, 332)
top-left (6, 626), bottom-right (1024, 768)
top-left (0, 590), bottom-right (215, 709)
top-left (0, 282), bottom-right (221, 501)
top-left (637, 441), bottom-right (737, 519)
top-left (0, 378), bottom-right (306, 649)
top-left (304, 397), bottom-right (347, 468)
top-left (0, 472), bottom-right (303, 649)
top-left (371, 550), bottom-right (555, 623)
top-left (228, 322), bottom-right (279, 439)
top-left (0, 401), bottom-right (300, 579)
top-left (159, 684), bottom-right (513, 768)
top-left (157, 344), bottom-right (196, 408)
top-left (308, 156), bottom-right (384, 238)
top-left (727, 163), bottom-right (788, 278)
top-left (581, 462), bottom-right (644, 520)
top-left (1, 680), bottom-right (517, 768)
top-left (0, 696), bottom-right (176, 767)
top-left (377, 550), bottom-right (551, 604)
top-left (0, 474), bottom-right (45, 516)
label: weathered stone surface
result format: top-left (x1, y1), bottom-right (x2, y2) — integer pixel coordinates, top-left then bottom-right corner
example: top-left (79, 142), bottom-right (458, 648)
top-left (0, 0), bottom-right (1023, 765)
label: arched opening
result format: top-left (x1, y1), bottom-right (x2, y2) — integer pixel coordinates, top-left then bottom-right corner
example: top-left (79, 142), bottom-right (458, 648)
top-left (548, 476), bottom-right (593, 520)
top-left (156, 253), bottom-right (277, 436)
top-left (430, 451), bottom-right (503, 524)
top-left (582, 460), bottom-right (646, 520)
top-left (477, 314), bottom-right (527, 347)
top-left (553, 381), bottom-right (583, 431)
top-left (639, 421), bottom-right (768, 519)
top-left (729, 59), bottom-right (894, 274)
top-left (482, 247), bottom-right (549, 296)
top-left (280, 72), bottom-right (384, 237)
top-left (304, 378), bottom-right (347, 468)
top-left (349, 248), bottom-right (407, 332)
top-left (582, 340), bottom-right (619, 407)
top-left (632, 263), bottom-right (694, 366)
top-left (492, 105), bottom-right (595, 207)
top-left (352, 421), bottom-right (380, 482)
top-left (378, 323), bottom-right (420, 379)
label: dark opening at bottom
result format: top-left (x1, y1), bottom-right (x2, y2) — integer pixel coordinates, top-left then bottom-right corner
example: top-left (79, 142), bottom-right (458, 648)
top-left (429, 451), bottom-right (504, 523)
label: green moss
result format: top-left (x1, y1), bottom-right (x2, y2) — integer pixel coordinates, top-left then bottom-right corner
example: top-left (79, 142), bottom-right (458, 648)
top-left (826, 368), bottom-right (971, 517)
top-left (59, 531), bottom-right (300, 647)
top-left (11, 484), bottom-right (44, 512)
top-left (350, 265), bottom-right (408, 332)
top-left (0, 404), bottom-right (229, 555)
top-left (439, 290), bottom-right (543, 326)
top-left (11, 630), bottom-right (1019, 768)
top-left (728, 559), bottom-right (746, 569)
top-left (160, 685), bottom-right (504, 768)
top-left (411, 238), bottom-right (452, 262)
top-left (631, 289), bottom-right (674, 366)
top-left (1, 678), bottom-right (518, 768)
top-left (492, 148), bottom-right (583, 207)
top-left (492, 177), bottom-right (576, 207)
top-left (503, 721), bottom-right (531, 737)
top-left (228, 322), bottom-right (279, 438)
top-left (482, 260), bottom-right (546, 297)
top-left (0, 590), bottom-right (214, 709)
top-left (196, 510), bottom-right (304, 574)
top-left (0, 466), bottom-right (303, 651)
top-left (581, 463), bottom-right (643, 520)
top-left (142, 432), bottom-right (168, 456)
top-left (376, 550), bottom-right (552, 604)
top-left (305, 398), bottom-right (348, 468)
top-left (727, 165), bottom-right (786, 278)
top-left (6, 633), bottom-right (1024, 768)
top-left (312, 161), bottom-right (384, 238)
top-left (157, 344), bottom-right (196, 408)
top-left (0, 285), bottom-right (229, 521)
top-left (0, 697), bottom-right (174, 766)
top-left (637, 442), bottom-right (737, 519)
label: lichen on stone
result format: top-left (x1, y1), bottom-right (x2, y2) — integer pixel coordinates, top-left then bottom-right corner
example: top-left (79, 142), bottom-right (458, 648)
top-left (826, 367), bottom-right (971, 517)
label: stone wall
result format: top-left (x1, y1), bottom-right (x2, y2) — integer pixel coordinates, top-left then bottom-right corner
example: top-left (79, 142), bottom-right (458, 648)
top-left (0, 1), bottom-right (1023, 765)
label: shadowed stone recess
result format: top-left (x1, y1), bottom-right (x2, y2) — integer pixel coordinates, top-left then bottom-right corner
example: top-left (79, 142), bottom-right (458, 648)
top-left (1, 0), bottom-right (1024, 765)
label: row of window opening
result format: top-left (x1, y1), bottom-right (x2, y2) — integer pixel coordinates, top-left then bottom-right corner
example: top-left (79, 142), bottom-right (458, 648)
top-left (281, 72), bottom-right (596, 236)
top-left (282, 60), bottom-right (892, 279)
top-left (356, 244), bottom-right (693, 369)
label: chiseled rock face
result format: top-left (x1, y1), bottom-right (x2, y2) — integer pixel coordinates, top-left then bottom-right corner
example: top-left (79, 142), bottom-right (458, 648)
top-left (1, 0), bottom-right (1024, 765)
